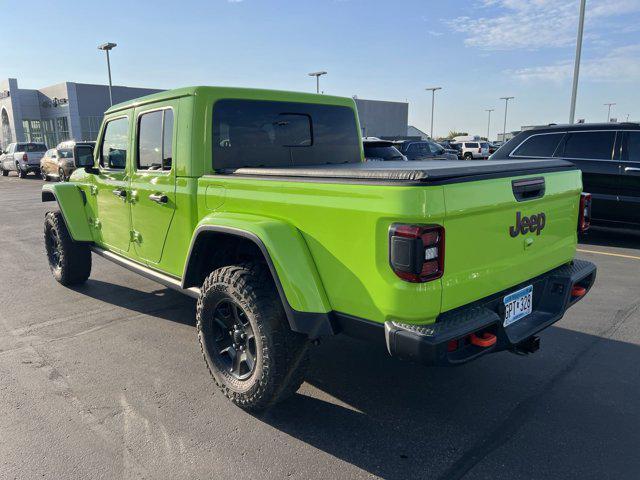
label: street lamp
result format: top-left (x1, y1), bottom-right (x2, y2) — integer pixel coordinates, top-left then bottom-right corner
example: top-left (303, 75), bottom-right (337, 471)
top-left (98, 42), bottom-right (117, 106)
top-left (500, 97), bottom-right (514, 143)
top-left (604, 102), bottom-right (616, 122)
top-left (308, 71), bottom-right (327, 94)
top-left (485, 108), bottom-right (495, 141)
top-left (569, 0), bottom-right (586, 124)
top-left (425, 87), bottom-right (442, 138)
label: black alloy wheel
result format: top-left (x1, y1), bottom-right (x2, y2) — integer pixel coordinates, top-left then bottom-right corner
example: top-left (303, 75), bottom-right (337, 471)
top-left (209, 299), bottom-right (257, 380)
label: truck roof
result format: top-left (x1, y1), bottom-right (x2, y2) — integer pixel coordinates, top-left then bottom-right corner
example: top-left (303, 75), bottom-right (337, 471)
top-left (219, 158), bottom-right (575, 185)
top-left (105, 86), bottom-right (357, 114)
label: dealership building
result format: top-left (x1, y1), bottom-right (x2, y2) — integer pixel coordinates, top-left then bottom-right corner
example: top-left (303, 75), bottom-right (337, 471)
top-left (0, 78), bottom-right (409, 149)
top-left (0, 78), bottom-right (162, 150)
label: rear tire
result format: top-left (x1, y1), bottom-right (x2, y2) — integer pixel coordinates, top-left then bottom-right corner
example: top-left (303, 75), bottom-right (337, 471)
top-left (464, 153), bottom-right (473, 160)
top-left (1, 167), bottom-right (7, 177)
top-left (17, 165), bottom-right (27, 178)
top-left (196, 263), bottom-right (309, 412)
top-left (44, 211), bottom-right (92, 286)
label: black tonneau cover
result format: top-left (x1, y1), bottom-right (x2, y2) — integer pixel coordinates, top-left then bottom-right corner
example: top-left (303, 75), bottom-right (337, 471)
top-left (218, 159), bottom-right (575, 185)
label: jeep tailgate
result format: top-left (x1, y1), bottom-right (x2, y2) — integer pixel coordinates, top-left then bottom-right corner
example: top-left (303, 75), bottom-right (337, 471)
top-left (440, 170), bottom-right (582, 312)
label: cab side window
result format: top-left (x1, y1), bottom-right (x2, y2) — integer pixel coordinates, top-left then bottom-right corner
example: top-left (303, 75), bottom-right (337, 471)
top-left (100, 117), bottom-right (130, 169)
top-left (137, 109), bottom-right (173, 171)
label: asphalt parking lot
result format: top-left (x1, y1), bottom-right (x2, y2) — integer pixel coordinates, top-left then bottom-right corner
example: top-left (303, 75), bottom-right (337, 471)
top-left (1, 174), bottom-right (639, 480)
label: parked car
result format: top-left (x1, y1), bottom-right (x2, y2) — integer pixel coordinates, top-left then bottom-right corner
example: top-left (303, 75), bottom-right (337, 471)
top-left (0, 142), bottom-right (47, 178)
top-left (40, 140), bottom-right (95, 182)
top-left (363, 139), bottom-right (407, 162)
top-left (488, 142), bottom-right (500, 155)
top-left (438, 140), bottom-right (463, 158)
top-left (491, 122), bottom-right (640, 228)
top-left (396, 140), bottom-right (458, 161)
top-left (451, 141), bottom-right (490, 160)
top-left (42, 86), bottom-right (595, 412)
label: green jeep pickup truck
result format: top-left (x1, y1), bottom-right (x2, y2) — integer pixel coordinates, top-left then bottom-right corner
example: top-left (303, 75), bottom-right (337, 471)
top-left (42, 87), bottom-right (596, 411)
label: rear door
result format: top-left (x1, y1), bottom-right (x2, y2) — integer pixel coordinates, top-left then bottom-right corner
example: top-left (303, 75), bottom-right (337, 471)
top-left (555, 130), bottom-right (620, 223)
top-left (94, 115), bottom-right (132, 254)
top-left (130, 106), bottom-right (177, 265)
top-left (619, 130), bottom-right (640, 225)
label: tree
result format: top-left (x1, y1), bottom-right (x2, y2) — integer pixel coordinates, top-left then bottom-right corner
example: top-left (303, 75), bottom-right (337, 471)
top-left (448, 130), bottom-right (468, 139)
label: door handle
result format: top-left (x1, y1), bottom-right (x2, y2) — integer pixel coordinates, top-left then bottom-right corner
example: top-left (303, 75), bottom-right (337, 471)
top-left (149, 193), bottom-right (168, 204)
top-left (112, 188), bottom-right (127, 199)
top-left (624, 167), bottom-right (640, 175)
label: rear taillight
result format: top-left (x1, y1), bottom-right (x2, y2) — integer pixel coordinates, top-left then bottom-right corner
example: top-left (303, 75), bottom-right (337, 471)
top-left (478, 148), bottom-right (482, 153)
top-left (389, 224), bottom-right (444, 282)
top-left (22, 153), bottom-right (28, 161)
top-left (578, 192), bottom-right (591, 232)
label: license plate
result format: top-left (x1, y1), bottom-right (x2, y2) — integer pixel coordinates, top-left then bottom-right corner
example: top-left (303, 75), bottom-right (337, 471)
top-left (503, 285), bottom-right (533, 327)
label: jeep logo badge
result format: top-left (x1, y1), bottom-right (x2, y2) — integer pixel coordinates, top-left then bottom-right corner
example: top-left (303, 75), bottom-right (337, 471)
top-left (509, 211), bottom-right (546, 237)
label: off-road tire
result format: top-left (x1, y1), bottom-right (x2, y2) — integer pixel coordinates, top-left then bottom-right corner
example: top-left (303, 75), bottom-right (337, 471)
top-left (196, 263), bottom-right (309, 411)
top-left (44, 211), bottom-right (92, 286)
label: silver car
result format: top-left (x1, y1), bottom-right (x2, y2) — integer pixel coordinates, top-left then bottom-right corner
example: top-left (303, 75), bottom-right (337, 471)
top-left (0, 142), bottom-right (48, 178)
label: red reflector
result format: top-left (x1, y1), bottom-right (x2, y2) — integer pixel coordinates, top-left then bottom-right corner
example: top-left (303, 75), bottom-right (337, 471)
top-left (469, 332), bottom-right (497, 348)
top-left (571, 285), bottom-right (587, 297)
top-left (447, 339), bottom-right (458, 352)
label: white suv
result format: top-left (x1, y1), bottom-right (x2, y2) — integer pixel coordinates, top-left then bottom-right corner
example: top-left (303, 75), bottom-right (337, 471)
top-left (452, 141), bottom-right (490, 160)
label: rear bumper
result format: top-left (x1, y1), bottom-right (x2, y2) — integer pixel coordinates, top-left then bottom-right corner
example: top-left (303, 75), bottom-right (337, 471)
top-left (384, 259), bottom-right (596, 366)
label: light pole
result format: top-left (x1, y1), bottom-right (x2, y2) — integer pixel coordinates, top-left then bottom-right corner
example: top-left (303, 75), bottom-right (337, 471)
top-left (604, 103), bottom-right (616, 122)
top-left (569, 0), bottom-right (586, 124)
top-left (98, 42), bottom-right (117, 106)
top-left (425, 87), bottom-right (442, 138)
top-left (308, 71), bottom-right (327, 94)
top-left (485, 108), bottom-right (495, 141)
top-left (500, 97), bottom-right (514, 143)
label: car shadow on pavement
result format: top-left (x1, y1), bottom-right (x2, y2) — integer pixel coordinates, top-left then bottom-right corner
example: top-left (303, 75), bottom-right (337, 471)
top-left (258, 327), bottom-right (640, 480)
top-left (580, 227), bottom-right (640, 249)
top-left (73, 279), bottom-right (196, 327)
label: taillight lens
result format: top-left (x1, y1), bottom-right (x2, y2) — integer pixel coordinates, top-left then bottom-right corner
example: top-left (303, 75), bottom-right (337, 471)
top-left (389, 224), bottom-right (445, 282)
top-left (579, 192), bottom-right (591, 232)
top-left (478, 148), bottom-right (482, 153)
top-left (22, 153), bottom-right (28, 161)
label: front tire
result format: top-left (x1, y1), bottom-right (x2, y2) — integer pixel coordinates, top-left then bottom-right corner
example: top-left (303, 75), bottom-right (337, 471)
top-left (41, 170), bottom-right (49, 181)
top-left (44, 211), bottom-right (92, 286)
top-left (196, 263), bottom-right (309, 411)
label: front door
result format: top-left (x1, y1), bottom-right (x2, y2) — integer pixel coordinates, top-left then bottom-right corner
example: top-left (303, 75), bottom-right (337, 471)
top-left (619, 131), bottom-right (640, 226)
top-left (130, 107), bottom-right (176, 265)
top-left (94, 115), bottom-right (132, 254)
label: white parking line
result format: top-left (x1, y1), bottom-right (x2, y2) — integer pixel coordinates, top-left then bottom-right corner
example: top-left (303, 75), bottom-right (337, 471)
top-left (577, 248), bottom-right (640, 261)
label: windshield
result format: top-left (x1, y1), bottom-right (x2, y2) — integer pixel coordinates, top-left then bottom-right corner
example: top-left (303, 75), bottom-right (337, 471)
top-left (57, 148), bottom-right (74, 159)
top-left (364, 145), bottom-right (404, 161)
top-left (427, 141), bottom-right (445, 155)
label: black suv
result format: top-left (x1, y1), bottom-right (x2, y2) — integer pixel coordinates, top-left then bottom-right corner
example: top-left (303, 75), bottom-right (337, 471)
top-left (491, 123), bottom-right (640, 228)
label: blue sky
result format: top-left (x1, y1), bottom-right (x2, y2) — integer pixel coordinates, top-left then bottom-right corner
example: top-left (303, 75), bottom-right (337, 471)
top-left (1, 0), bottom-right (639, 138)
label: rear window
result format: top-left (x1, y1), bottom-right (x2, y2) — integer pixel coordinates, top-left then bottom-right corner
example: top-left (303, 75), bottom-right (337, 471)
top-left (560, 131), bottom-right (616, 160)
top-left (480, 142), bottom-right (489, 148)
top-left (466, 142), bottom-right (479, 148)
top-left (17, 143), bottom-right (47, 152)
top-left (512, 133), bottom-right (564, 157)
top-left (363, 144), bottom-right (404, 161)
top-left (212, 99), bottom-right (360, 169)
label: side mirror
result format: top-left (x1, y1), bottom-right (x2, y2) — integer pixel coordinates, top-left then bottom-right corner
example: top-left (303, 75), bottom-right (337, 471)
top-left (73, 144), bottom-right (96, 171)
